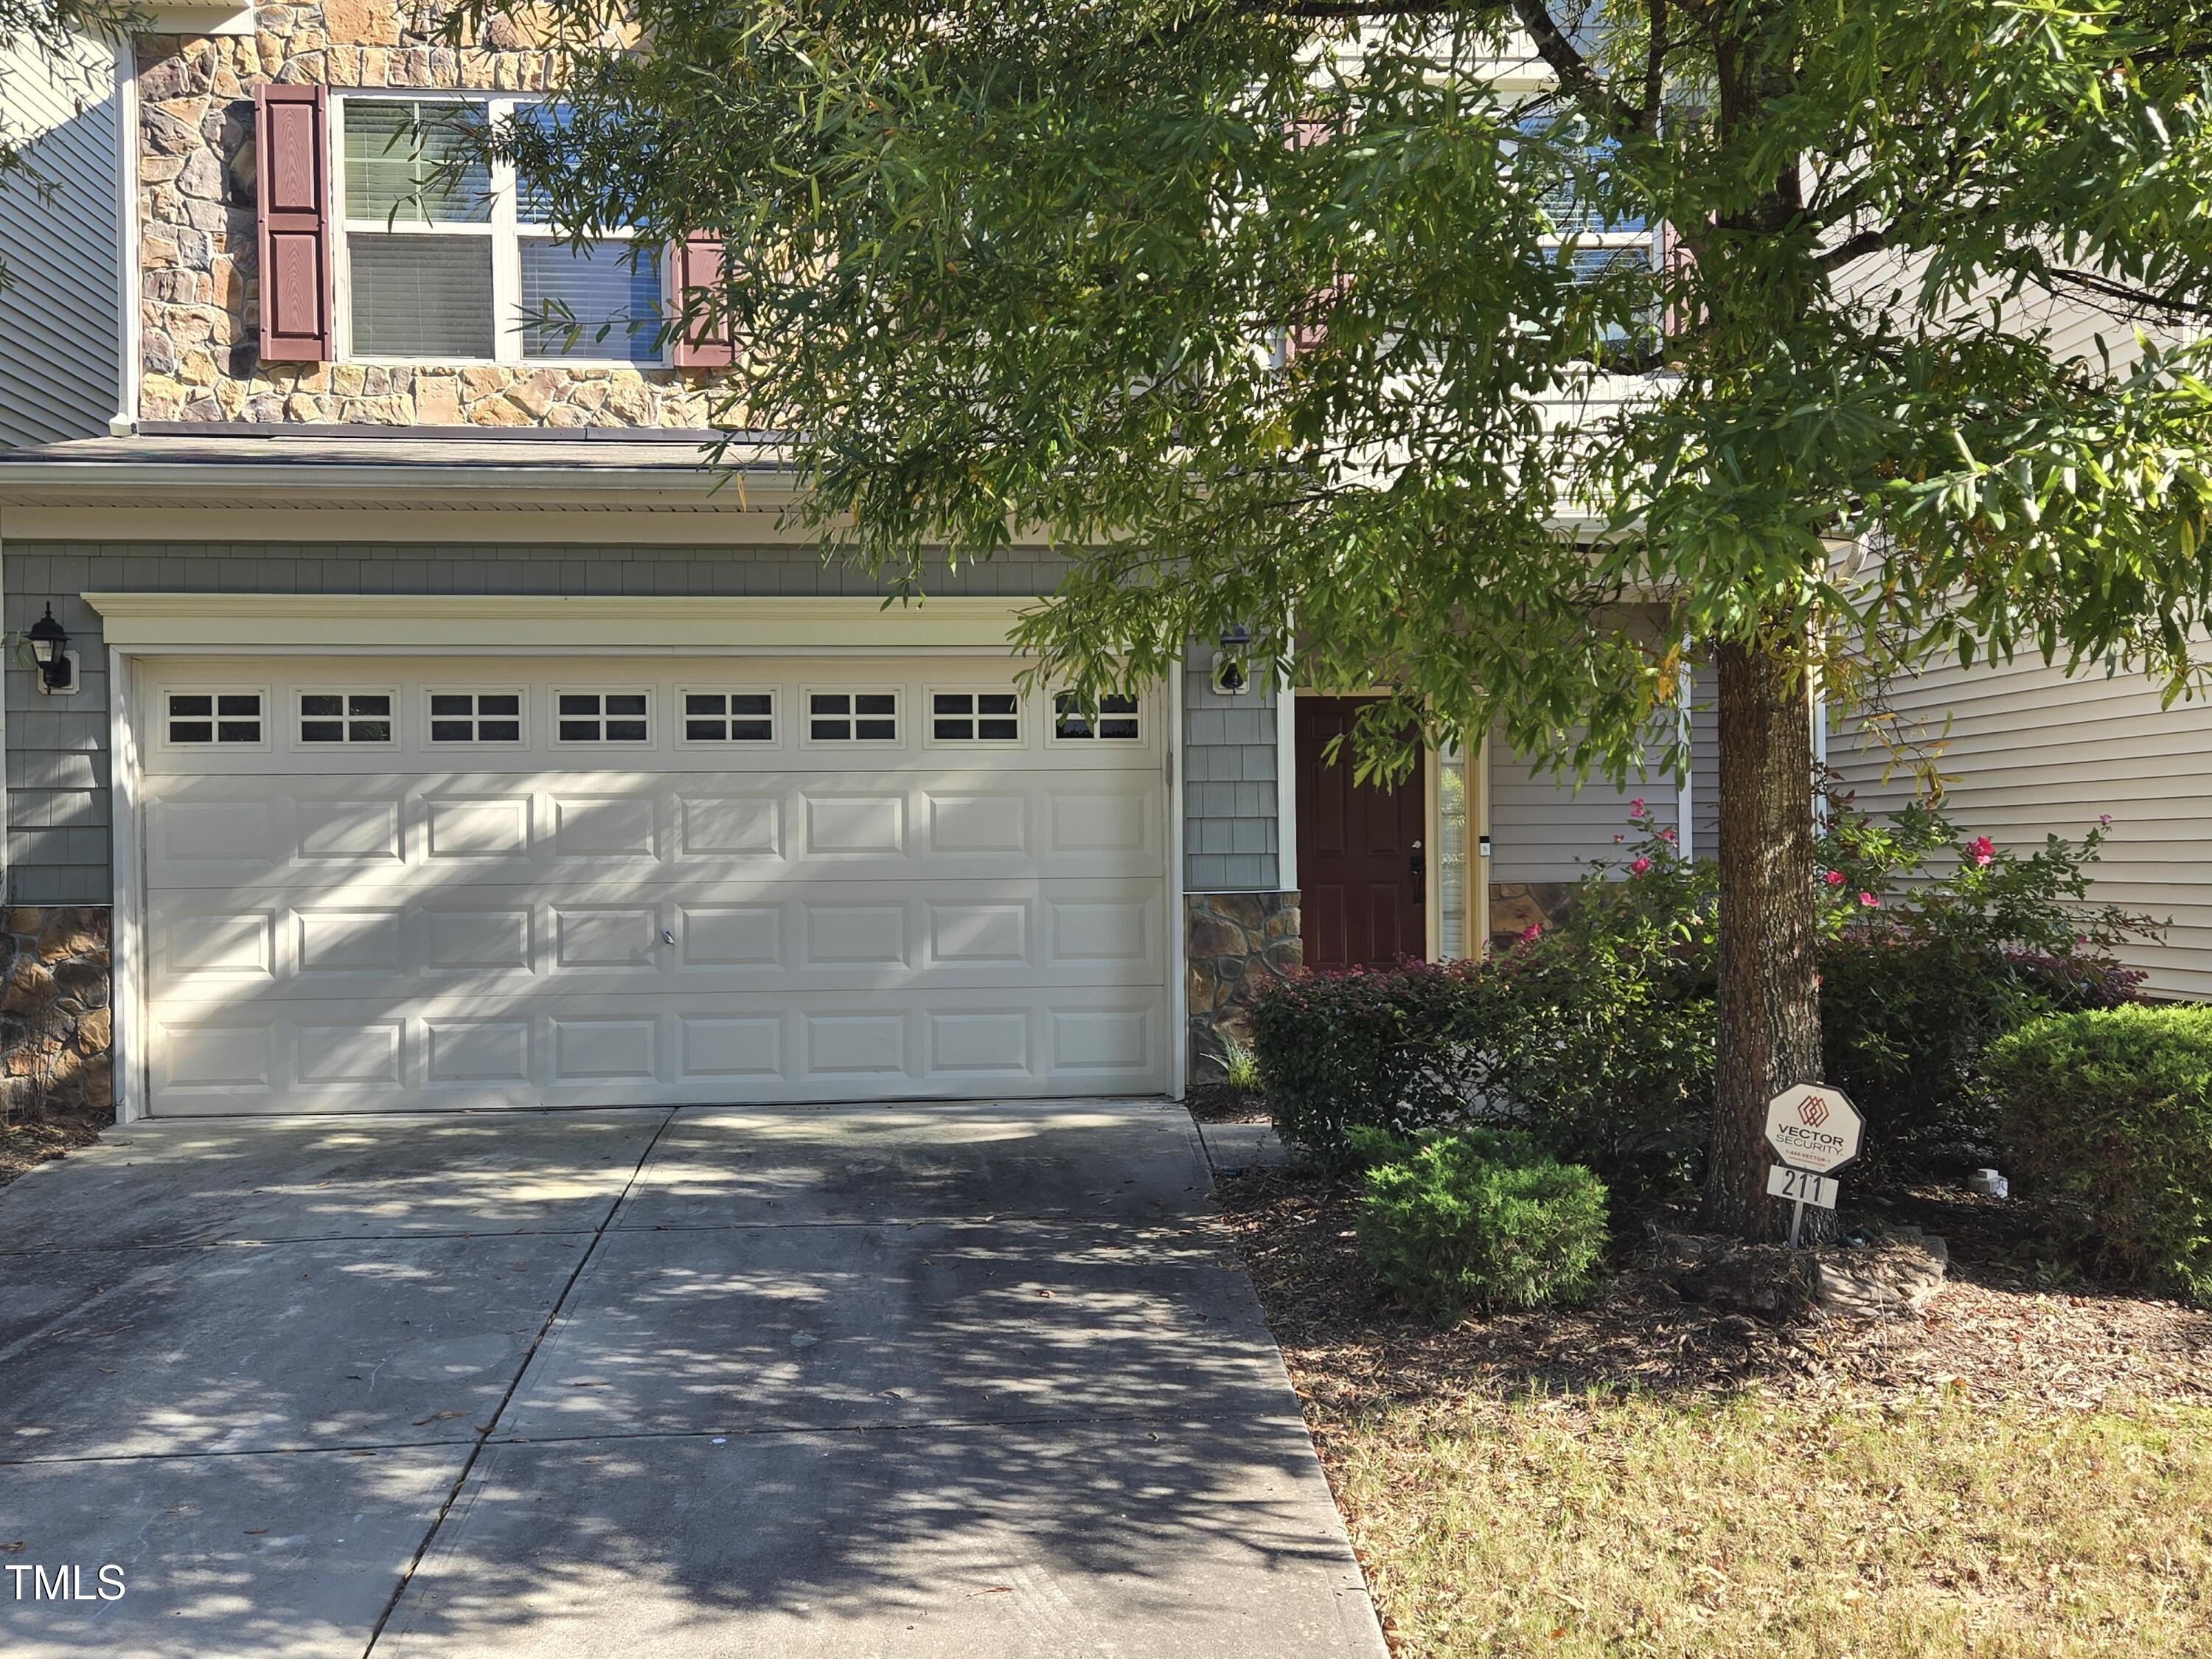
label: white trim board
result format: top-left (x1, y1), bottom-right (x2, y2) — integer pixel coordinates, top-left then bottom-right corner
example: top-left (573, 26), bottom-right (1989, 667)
top-left (85, 594), bottom-right (1049, 654)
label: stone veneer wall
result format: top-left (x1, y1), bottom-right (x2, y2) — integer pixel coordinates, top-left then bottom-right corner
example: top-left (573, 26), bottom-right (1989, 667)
top-left (1, 908), bottom-right (114, 1119)
top-left (1185, 891), bottom-right (1301, 1085)
top-left (137, 1), bottom-right (729, 427)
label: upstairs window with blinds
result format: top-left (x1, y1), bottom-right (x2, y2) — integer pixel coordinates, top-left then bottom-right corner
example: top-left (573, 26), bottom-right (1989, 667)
top-left (338, 96), bottom-right (661, 366)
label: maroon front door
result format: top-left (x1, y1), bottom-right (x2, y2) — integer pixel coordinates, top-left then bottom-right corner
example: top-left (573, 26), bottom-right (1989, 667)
top-left (1295, 697), bottom-right (1426, 968)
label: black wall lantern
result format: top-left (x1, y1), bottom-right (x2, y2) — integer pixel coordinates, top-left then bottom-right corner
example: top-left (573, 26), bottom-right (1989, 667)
top-left (27, 604), bottom-right (75, 694)
top-left (1212, 622), bottom-right (1254, 696)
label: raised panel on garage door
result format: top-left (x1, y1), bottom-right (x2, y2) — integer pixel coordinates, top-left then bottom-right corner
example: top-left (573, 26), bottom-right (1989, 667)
top-left (136, 653), bottom-right (1169, 1113)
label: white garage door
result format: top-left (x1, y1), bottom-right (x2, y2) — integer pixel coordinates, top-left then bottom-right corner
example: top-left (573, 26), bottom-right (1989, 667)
top-left (136, 655), bottom-right (1169, 1115)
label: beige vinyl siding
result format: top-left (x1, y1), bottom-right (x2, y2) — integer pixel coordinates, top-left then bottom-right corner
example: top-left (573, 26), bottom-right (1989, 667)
top-left (1489, 732), bottom-right (1678, 887)
top-left (0, 32), bottom-right (120, 446)
top-left (1833, 653), bottom-right (2212, 1000)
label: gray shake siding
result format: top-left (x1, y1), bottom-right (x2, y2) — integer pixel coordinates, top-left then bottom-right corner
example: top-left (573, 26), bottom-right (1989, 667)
top-left (3, 540), bottom-right (1291, 902)
top-left (1180, 639), bottom-right (1282, 892)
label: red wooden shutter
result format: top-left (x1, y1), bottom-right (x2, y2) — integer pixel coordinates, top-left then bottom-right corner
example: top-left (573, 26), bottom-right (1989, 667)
top-left (669, 236), bottom-right (734, 369)
top-left (255, 84), bottom-right (333, 364)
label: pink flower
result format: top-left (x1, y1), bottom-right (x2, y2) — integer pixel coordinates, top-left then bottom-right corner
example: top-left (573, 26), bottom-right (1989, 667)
top-left (2100, 814), bottom-right (2112, 827)
top-left (1517, 922), bottom-right (1543, 943)
top-left (1969, 835), bottom-right (1994, 867)
top-left (1823, 870), bottom-right (1846, 887)
top-left (1658, 827), bottom-right (1677, 844)
top-left (1629, 799), bottom-right (1646, 816)
top-left (1630, 857), bottom-right (1652, 875)
top-left (1858, 891), bottom-right (1880, 908)
top-left (1613, 832), bottom-right (1625, 843)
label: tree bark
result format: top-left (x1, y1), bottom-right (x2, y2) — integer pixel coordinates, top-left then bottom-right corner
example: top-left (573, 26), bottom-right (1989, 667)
top-left (1703, 630), bottom-right (1824, 1240)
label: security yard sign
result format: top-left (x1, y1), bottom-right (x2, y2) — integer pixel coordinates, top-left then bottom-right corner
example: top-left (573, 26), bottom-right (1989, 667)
top-left (1764, 1084), bottom-right (1863, 1247)
top-left (1764, 1084), bottom-right (1863, 1175)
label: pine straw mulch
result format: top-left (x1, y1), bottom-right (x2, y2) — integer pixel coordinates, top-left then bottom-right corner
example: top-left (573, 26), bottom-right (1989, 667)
top-left (0, 1101), bottom-right (113, 1192)
top-left (1214, 1162), bottom-right (2212, 1414)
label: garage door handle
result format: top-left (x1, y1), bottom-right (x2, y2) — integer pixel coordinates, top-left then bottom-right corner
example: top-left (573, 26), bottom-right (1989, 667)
top-left (662, 929), bottom-right (676, 945)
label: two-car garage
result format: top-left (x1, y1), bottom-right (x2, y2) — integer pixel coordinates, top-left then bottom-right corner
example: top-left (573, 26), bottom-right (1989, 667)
top-left (130, 640), bottom-right (1170, 1116)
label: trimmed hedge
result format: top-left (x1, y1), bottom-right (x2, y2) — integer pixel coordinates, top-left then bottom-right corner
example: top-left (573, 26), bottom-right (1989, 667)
top-left (1247, 960), bottom-right (1483, 1167)
top-left (1352, 1126), bottom-right (1607, 1324)
top-left (1985, 1004), bottom-right (2212, 1303)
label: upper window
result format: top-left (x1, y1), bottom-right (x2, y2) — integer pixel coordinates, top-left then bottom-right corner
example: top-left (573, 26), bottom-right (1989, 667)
top-left (807, 691), bottom-right (899, 743)
top-left (1053, 692), bottom-right (1141, 741)
top-left (299, 691), bottom-right (394, 745)
top-left (556, 691), bottom-right (650, 745)
top-left (683, 691), bottom-right (775, 744)
top-left (428, 691), bottom-right (523, 745)
top-left (931, 691), bottom-right (1020, 743)
top-left (338, 97), bottom-right (661, 366)
top-left (166, 691), bottom-right (264, 747)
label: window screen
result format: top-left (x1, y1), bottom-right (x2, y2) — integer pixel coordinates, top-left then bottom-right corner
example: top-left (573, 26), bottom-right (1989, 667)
top-left (519, 240), bottom-right (662, 363)
top-left (344, 100), bottom-right (490, 223)
top-left (349, 234), bottom-right (495, 358)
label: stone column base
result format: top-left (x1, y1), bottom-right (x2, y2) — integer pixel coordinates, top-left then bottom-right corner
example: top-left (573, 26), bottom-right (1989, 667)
top-left (1185, 891), bottom-right (1301, 1088)
top-left (1, 907), bottom-right (114, 1119)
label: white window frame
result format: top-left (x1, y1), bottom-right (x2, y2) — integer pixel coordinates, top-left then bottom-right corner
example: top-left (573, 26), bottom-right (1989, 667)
top-left (331, 91), bottom-right (664, 369)
top-left (801, 686), bottom-right (903, 748)
top-left (425, 686), bottom-right (528, 748)
top-left (1049, 690), bottom-right (1144, 744)
top-left (677, 686), bottom-right (781, 748)
top-left (159, 686), bottom-right (271, 752)
top-left (293, 687), bottom-right (398, 748)
top-left (923, 686), bottom-right (1026, 748)
top-left (551, 686), bottom-right (655, 748)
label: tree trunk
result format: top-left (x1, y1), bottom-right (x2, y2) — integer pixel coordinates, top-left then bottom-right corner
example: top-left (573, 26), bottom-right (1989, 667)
top-left (1703, 630), bottom-right (1824, 1240)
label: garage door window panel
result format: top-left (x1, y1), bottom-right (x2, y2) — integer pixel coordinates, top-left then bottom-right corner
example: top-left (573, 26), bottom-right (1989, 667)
top-left (299, 691), bottom-right (395, 746)
top-left (555, 690), bottom-right (653, 746)
top-left (929, 690), bottom-right (1023, 745)
top-left (164, 690), bottom-right (267, 749)
top-left (807, 690), bottom-right (900, 745)
top-left (1052, 692), bottom-right (1141, 742)
top-left (681, 690), bottom-right (776, 745)
top-left (428, 690), bottom-right (525, 745)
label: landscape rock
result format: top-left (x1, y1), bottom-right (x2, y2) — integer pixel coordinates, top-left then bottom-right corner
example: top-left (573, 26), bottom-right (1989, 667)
top-left (1814, 1225), bottom-right (1950, 1318)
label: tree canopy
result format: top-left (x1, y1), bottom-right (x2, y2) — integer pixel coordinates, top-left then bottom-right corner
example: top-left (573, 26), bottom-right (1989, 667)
top-left (475, 0), bottom-right (2212, 772)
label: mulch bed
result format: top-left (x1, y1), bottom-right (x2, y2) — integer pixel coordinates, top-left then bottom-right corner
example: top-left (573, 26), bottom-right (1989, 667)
top-left (0, 1102), bottom-right (113, 1192)
top-left (1214, 1160), bottom-right (2212, 1413)
top-left (1183, 1081), bottom-right (1272, 1124)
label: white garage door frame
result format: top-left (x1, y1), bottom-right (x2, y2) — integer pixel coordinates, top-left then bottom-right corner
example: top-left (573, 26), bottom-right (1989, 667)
top-left (91, 594), bottom-right (1189, 1121)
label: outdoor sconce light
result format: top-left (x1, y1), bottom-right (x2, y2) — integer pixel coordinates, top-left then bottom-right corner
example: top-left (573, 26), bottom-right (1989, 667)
top-left (1212, 622), bottom-right (1254, 696)
top-left (26, 604), bottom-right (77, 695)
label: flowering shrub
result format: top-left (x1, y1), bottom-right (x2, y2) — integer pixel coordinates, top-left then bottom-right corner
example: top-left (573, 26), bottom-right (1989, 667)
top-left (1248, 783), bottom-right (2152, 1183)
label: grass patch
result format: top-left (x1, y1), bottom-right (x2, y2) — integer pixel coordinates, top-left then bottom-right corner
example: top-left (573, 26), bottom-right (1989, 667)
top-left (1329, 1391), bottom-right (2212, 1658)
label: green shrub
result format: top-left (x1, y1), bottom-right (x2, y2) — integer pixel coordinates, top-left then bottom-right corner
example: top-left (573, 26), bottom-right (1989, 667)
top-left (1248, 960), bottom-right (1486, 1167)
top-left (1354, 1130), bottom-right (1608, 1324)
top-left (1484, 909), bottom-right (1714, 1198)
top-left (1985, 1004), bottom-right (2212, 1302)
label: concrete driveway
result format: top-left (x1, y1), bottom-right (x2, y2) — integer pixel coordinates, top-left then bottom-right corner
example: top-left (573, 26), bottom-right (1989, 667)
top-left (0, 1101), bottom-right (1385, 1658)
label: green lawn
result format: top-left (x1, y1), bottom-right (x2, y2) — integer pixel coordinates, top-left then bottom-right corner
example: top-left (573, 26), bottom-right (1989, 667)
top-left (1322, 1391), bottom-right (2212, 1658)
